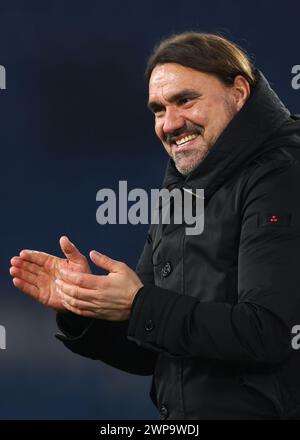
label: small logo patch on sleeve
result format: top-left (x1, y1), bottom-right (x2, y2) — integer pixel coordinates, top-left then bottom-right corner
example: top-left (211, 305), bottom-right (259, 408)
top-left (258, 213), bottom-right (292, 227)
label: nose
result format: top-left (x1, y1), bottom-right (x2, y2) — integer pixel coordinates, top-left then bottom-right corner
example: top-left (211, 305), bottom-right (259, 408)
top-left (162, 106), bottom-right (185, 135)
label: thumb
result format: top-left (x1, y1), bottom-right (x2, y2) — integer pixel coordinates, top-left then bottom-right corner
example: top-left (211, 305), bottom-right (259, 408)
top-left (89, 250), bottom-right (120, 273)
top-left (59, 236), bottom-right (86, 264)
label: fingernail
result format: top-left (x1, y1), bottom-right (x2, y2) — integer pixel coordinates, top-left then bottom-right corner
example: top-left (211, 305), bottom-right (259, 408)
top-left (25, 250), bottom-right (39, 253)
top-left (91, 250), bottom-right (101, 256)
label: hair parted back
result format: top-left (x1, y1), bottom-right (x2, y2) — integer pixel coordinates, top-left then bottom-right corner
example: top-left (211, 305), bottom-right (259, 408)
top-left (145, 32), bottom-right (256, 88)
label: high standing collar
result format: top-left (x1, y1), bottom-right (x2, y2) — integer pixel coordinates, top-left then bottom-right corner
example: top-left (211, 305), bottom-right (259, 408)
top-left (162, 70), bottom-right (292, 199)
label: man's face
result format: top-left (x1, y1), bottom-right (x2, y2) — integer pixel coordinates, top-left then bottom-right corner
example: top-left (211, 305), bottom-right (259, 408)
top-left (148, 63), bottom-right (242, 175)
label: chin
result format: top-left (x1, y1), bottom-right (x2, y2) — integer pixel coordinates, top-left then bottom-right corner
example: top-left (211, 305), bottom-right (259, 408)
top-left (175, 162), bottom-right (199, 176)
top-left (175, 147), bottom-right (212, 175)
top-left (174, 156), bottom-right (203, 176)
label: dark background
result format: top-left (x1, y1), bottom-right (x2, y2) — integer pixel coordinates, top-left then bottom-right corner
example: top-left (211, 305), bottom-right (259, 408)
top-left (0, 0), bottom-right (299, 419)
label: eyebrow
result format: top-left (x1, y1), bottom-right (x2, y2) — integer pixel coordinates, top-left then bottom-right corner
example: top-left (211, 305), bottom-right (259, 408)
top-left (147, 88), bottom-right (201, 113)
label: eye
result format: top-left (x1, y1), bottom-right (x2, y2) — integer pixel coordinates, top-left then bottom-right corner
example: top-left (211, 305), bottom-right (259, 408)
top-left (152, 108), bottom-right (166, 118)
top-left (178, 97), bottom-right (194, 106)
top-left (150, 106), bottom-right (165, 116)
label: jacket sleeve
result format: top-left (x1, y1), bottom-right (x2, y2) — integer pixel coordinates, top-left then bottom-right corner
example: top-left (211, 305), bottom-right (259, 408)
top-left (55, 229), bottom-right (158, 376)
top-left (127, 158), bottom-right (300, 365)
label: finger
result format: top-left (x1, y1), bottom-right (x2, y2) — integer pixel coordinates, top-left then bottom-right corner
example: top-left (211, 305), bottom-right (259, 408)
top-left (55, 279), bottom-right (98, 301)
top-left (19, 250), bottom-right (51, 267)
top-left (61, 298), bottom-right (130, 320)
top-left (57, 279), bottom-right (127, 311)
top-left (59, 236), bottom-right (87, 264)
top-left (89, 250), bottom-right (122, 273)
top-left (12, 277), bottom-right (40, 299)
top-left (10, 266), bottom-right (38, 286)
top-left (57, 269), bottom-right (103, 290)
top-left (60, 300), bottom-right (97, 318)
top-left (56, 287), bottom-right (97, 312)
top-left (10, 257), bottom-right (42, 276)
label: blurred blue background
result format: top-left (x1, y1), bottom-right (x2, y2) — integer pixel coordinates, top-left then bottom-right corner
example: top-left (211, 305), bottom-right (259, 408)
top-left (0, 0), bottom-right (299, 419)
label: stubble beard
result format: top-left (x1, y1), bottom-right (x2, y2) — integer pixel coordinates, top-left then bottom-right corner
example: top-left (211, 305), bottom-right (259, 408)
top-left (173, 138), bottom-right (212, 176)
top-left (173, 96), bottom-right (238, 176)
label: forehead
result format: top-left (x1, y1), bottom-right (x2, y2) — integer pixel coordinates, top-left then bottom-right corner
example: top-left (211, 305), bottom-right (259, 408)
top-left (148, 63), bottom-right (221, 99)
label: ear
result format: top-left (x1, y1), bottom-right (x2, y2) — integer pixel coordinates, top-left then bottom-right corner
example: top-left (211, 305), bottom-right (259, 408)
top-left (231, 75), bottom-right (251, 111)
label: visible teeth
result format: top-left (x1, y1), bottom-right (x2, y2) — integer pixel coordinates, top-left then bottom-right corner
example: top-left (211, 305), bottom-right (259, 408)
top-left (175, 134), bottom-right (197, 146)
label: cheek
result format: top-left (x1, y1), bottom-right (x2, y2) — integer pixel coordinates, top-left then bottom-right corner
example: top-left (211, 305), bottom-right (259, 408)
top-left (195, 100), bottom-right (228, 133)
top-left (154, 119), bottom-right (164, 139)
top-left (188, 107), bottom-right (207, 126)
top-left (154, 122), bottom-right (171, 152)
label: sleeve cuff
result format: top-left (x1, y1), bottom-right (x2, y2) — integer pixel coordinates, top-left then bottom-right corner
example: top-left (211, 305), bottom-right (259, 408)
top-left (128, 284), bottom-right (198, 353)
top-left (55, 312), bottom-right (95, 342)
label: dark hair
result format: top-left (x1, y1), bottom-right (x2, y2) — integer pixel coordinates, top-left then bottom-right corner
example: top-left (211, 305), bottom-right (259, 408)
top-left (145, 32), bottom-right (256, 88)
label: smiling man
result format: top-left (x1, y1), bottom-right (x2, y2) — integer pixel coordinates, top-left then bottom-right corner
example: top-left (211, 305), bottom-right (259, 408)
top-left (10, 32), bottom-right (300, 419)
top-left (148, 63), bottom-right (249, 175)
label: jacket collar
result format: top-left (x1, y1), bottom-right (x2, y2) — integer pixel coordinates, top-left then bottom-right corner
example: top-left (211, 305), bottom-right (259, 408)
top-left (162, 70), bottom-right (292, 200)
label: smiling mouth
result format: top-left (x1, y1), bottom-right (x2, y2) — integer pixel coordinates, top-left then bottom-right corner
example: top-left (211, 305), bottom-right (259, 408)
top-left (174, 133), bottom-right (199, 147)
